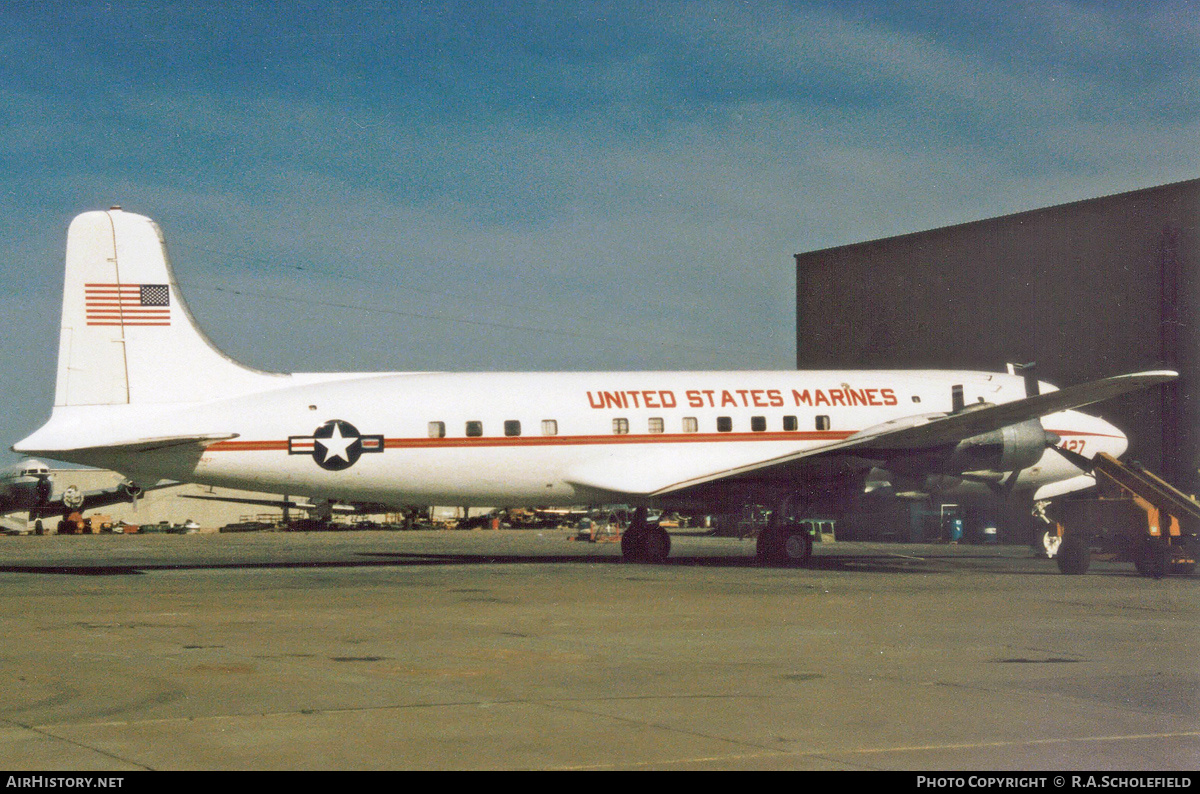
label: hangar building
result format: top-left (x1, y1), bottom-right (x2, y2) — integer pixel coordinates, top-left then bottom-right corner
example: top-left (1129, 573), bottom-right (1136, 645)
top-left (795, 178), bottom-right (1198, 541)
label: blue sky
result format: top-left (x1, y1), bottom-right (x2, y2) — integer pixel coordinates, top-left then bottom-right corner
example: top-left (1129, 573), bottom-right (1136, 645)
top-left (1, 1), bottom-right (1197, 466)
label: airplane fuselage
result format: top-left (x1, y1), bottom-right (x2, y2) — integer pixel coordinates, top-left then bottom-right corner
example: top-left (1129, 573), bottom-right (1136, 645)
top-left (44, 369), bottom-right (1125, 508)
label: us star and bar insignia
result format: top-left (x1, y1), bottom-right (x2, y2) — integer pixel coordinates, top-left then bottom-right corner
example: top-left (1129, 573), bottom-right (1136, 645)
top-left (289, 420), bottom-right (384, 471)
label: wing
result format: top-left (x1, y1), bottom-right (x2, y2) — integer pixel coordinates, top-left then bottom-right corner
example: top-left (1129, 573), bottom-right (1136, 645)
top-left (650, 369), bottom-right (1176, 498)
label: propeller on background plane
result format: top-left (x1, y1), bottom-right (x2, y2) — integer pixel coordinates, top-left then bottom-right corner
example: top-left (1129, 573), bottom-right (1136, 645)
top-left (61, 485), bottom-right (84, 510)
top-left (121, 481), bottom-right (144, 511)
top-left (34, 473), bottom-right (52, 505)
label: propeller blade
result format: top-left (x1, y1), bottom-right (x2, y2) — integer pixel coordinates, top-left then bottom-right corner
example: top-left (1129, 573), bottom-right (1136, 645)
top-left (119, 481), bottom-right (143, 512)
top-left (991, 367), bottom-right (1086, 493)
top-left (1040, 410), bottom-right (1093, 471)
top-left (62, 485), bottom-right (84, 510)
top-left (35, 475), bottom-right (52, 505)
top-left (997, 428), bottom-right (1068, 498)
top-left (999, 468), bottom-right (1023, 498)
top-left (1049, 443), bottom-right (1094, 472)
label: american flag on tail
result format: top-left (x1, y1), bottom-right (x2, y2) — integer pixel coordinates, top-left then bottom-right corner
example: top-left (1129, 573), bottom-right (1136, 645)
top-left (84, 283), bottom-right (171, 326)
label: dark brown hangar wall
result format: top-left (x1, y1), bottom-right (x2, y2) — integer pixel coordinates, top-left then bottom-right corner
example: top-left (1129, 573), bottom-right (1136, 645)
top-left (795, 178), bottom-right (1199, 490)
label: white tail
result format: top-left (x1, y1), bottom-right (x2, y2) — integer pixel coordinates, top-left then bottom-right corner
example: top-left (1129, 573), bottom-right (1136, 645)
top-left (54, 208), bottom-right (281, 407)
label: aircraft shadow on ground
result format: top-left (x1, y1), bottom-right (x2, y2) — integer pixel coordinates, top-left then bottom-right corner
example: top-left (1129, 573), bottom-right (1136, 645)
top-left (0, 549), bottom-right (1091, 577)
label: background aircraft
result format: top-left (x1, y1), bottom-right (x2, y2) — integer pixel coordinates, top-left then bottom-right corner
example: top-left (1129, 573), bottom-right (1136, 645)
top-left (0, 457), bottom-right (177, 531)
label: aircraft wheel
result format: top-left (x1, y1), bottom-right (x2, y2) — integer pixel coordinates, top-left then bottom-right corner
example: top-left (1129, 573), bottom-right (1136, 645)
top-left (1056, 536), bottom-right (1091, 575)
top-left (642, 526), bottom-right (671, 564)
top-left (1169, 538), bottom-right (1195, 575)
top-left (1137, 539), bottom-right (1168, 579)
top-left (782, 530), bottom-right (813, 567)
top-left (1170, 558), bottom-right (1196, 575)
top-left (620, 526), bottom-right (646, 561)
top-left (1133, 543), bottom-right (1152, 576)
top-left (756, 528), bottom-right (784, 566)
top-left (1038, 529), bottom-right (1061, 559)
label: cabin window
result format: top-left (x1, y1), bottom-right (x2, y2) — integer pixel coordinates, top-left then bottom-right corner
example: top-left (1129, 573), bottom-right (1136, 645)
top-left (541, 420), bottom-right (558, 436)
top-left (717, 416), bottom-right (732, 433)
top-left (912, 395), bottom-right (921, 403)
top-left (750, 416), bottom-right (766, 432)
top-left (648, 417), bottom-right (664, 434)
top-left (466, 420), bottom-right (483, 437)
top-left (613, 418), bottom-right (629, 435)
top-left (428, 421), bottom-right (445, 439)
top-left (783, 415), bottom-right (798, 431)
top-left (815, 415), bottom-right (830, 431)
top-left (682, 417), bottom-right (698, 433)
top-left (504, 420), bottom-right (521, 437)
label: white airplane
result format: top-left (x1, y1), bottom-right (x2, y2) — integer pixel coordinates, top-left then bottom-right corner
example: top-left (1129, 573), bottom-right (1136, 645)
top-left (13, 208), bottom-right (1176, 563)
top-left (0, 456), bottom-right (174, 530)
top-left (0, 460), bottom-right (56, 525)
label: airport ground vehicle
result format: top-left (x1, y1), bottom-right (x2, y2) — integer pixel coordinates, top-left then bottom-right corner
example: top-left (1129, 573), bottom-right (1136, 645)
top-left (1048, 453), bottom-right (1197, 577)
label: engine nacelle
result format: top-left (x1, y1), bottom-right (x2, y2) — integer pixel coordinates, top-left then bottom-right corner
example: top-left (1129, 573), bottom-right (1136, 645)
top-left (947, 419), bottom-right (1050, 473)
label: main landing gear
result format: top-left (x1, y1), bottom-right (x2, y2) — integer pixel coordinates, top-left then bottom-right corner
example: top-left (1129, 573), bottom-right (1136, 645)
top-left (620, 506), bottom-right (672, 564)
top-left (618, 503), bottom-right (816, 568)
top-left (756, 514), bottom-right (813, 567)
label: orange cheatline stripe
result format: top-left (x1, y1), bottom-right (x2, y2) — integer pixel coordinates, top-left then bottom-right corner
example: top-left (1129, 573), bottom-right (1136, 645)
top-left (208, 430), bottom-right (855, 452)
top-left (206, 427), bottom-right (1122, 453)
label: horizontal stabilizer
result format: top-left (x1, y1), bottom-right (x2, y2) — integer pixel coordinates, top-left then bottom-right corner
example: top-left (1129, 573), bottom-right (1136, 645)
top-left (14, 432), bottom-right (238, 456)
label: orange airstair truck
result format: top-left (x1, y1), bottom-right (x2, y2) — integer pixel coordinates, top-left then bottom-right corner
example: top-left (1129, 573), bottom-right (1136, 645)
top-left (1049, 452), bottom-right (1198, 577)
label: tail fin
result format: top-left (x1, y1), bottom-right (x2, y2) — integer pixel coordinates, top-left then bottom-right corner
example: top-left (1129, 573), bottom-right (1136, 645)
top-left (55, 208), bottom-right (281, 406)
